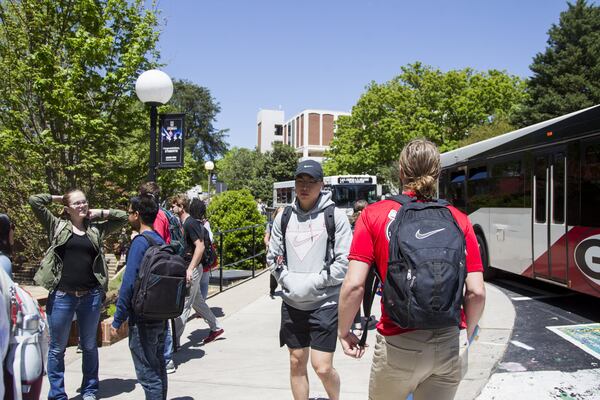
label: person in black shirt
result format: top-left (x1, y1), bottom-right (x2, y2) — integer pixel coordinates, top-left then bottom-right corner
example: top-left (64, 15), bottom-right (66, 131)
top-left (170, 194), bottom-right (224, 346)
top-left (30, 189), bottom-right (127, 400)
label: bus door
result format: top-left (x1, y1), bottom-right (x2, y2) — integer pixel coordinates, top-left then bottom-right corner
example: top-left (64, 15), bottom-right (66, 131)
top-left (532, 149), bottom-right (568, 283)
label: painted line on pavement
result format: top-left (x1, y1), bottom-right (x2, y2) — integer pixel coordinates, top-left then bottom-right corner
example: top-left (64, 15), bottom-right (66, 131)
top-left (510, 340), bottom-right (535, 351)
top-left (511, 293), bottom-right (574, 301)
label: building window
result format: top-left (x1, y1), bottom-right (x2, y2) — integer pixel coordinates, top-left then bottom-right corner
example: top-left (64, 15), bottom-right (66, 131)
top-left (274, 124), bottom-right (283, 136)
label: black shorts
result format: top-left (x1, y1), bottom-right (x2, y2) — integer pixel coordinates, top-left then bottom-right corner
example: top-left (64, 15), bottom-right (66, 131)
top-left (279, 301), bottom-right (338, 353)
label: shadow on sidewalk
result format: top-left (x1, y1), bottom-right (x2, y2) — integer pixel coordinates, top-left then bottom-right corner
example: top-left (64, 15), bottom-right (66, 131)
top-left (173, 329), bottom-right (209, 365)
top-left (210, 306), bottom-right (224, 318)
top-left (170, 397), bottom-right (194, 400)
top-left (69, 378), bottom-right (137, 399)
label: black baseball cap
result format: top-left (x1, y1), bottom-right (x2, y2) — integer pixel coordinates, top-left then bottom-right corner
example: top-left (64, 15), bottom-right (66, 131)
top-left (295, 160), bottom-right (324, 181)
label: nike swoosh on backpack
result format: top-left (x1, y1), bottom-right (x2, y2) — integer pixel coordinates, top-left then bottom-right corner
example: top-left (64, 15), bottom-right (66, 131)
top-left (415, 228), bottom-right (445, 240)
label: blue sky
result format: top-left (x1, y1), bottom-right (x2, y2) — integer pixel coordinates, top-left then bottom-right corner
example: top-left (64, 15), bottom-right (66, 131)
top-left (155, 0), bottom-right (580, 150)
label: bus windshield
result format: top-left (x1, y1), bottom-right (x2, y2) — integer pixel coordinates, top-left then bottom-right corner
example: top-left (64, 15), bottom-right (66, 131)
top-left (330, 184), bottom-right (378, 208)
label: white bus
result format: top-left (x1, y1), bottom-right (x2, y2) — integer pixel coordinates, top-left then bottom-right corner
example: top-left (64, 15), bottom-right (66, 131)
top-left (439, 105), bottom-right (600, 299)
top-left (273, 175), bottom-right (381, 215)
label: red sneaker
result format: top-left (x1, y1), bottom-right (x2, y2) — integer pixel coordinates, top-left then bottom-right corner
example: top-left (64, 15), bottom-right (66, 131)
top-left (203, 328), bottom-right (224, 344)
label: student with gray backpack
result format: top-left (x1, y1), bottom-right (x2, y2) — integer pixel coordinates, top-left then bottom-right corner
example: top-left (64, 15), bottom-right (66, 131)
top-left (338, 139), bottom-right (486, 400)
top-left (267, 160), bottom-right (352, 400)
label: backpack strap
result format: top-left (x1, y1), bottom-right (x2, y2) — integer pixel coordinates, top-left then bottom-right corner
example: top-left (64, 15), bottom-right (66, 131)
top-left (280, 206), bottom-right (293, 263)
top-left (140, 232), bottom-right (159, 247)
top-left (359, 265), bottom-right (381, 348)
top-left (323, 204), bottom-right (336, 276)
top-left (389, 194), bottom-right (416, 206)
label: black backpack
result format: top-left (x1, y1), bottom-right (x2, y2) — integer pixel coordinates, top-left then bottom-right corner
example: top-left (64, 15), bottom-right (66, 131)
top-left (280, 204), bottom-right (335, 274)
top-left (161, 207), bottom-right (185, 257)
top-left (360, 195), bottom-right (467, 344)
top-left (384, 195), bottom-right (466, 329)
top-left (132, 232), bottom-right (188, 320)
top-left (199, 221), bottom-right (217, 269)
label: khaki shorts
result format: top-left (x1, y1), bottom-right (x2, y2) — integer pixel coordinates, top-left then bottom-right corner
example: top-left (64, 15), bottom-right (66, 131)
top-left (369, 327), bottom-right (465, 400)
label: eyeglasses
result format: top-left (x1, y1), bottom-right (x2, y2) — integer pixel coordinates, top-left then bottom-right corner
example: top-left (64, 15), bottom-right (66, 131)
top-left (127, 210), bottom-right (137, 215)
top-left (295, 179), bottom-right (319, 187)
top-left (70, 200), bottom-right (88, 207)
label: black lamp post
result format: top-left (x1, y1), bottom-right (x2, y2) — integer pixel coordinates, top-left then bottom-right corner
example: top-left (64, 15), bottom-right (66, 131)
top-left (135, 69), bottom-right (174, 182)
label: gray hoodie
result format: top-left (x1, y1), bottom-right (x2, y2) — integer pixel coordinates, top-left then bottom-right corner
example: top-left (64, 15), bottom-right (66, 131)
top-left (267, 191), bottom-right (352, 311)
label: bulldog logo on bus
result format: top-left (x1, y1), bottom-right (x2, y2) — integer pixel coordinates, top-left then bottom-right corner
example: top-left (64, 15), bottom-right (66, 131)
top-left (574, 234), bottom-right (600, 283)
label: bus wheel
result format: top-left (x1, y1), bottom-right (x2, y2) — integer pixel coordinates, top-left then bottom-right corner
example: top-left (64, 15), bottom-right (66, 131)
top-left (477, 233), bottom-right (496, 281)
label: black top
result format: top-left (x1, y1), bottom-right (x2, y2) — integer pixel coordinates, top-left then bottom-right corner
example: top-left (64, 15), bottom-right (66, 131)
top-left (183, 217), bottom-right (206, 263)
top-left (57, 233), bottom-right (99, 291)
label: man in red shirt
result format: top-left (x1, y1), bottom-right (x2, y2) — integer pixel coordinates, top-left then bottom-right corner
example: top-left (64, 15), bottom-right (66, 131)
top-left (338, 139), bottom-right (486, 400)
top-left (138, 182), bottom-right (171, 244)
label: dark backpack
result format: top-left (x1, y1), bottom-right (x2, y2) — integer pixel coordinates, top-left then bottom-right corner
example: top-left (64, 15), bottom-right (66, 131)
top-left (381, 194), bottom-right (467, 329)
top-left (199, 222), bottom-right (218, 270)
top-left (280, 204), bottom-right (336, 274)
top-left (161, 207), bottom-right (185, 257)
top-left (132, 233), bottom-right (187, 320)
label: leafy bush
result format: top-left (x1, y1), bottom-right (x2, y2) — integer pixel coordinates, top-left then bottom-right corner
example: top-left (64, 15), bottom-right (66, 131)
top-left (208, 189), bottom-right (266, 270)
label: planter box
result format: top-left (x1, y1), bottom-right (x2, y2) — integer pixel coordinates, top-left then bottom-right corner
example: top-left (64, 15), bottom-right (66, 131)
top-left (100, 317), bottom-right (129, 346)
top-left (66, 317), bottom-right (128, 347)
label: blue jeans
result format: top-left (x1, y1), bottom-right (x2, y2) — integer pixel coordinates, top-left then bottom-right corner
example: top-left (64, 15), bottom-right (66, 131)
top-left (129, 321), bottom-right (168, 400)
top-left (46, 288), bottom-right (103, 400)
top-left (164, 322), bottom-right (173, 363)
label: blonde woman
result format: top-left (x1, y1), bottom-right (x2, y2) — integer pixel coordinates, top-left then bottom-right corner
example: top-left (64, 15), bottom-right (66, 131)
top-left (29, 191), bottom-right (127, 400)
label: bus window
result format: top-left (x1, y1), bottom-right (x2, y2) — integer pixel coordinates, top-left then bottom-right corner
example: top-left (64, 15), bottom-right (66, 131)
top-left (438, 170), bottom-right (448, 199)
top-left (491, 159), bottom-right (525, 208)
top-left (332, 184), bottom-right (378, 208)
top-left (467, 166), bottom-right (488, 213)
top-left (534, 156), bottom-right (547, 223)
top-left (581, 143), bottom-right (600, 227)
top-left (448, 170), bottom-right (466, 211)
top-left (553, 153), bottom-right (565, 224)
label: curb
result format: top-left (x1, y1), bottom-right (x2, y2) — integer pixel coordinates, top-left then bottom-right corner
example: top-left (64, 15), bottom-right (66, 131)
top-left (455, 282), bottom-right (516, 399)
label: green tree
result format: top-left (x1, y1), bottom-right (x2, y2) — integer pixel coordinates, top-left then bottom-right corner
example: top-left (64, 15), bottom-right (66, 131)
top-left (207, 189), bottom-right (266, 270)
top-left (457, 117), bottom-right (515, 147)
top-left (324, 63), bottom-right (526, 182)
top-left (168, 79), bottom-right (229, 161)
top-left (216, 147), bottom-right (263, 191)
top-left (266, 142), bottom-right (298, 183)
top-left (0, 0), bottom-right (160, 261)
top-left (513, 0), bottom-right (600, 126)
top-left (0, 0), bottom-right (160, 195)
top-left (216, 143), bottom-right (298, 203)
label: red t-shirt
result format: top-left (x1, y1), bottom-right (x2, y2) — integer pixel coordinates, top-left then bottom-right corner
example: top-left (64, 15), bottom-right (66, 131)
top-left (154, 209), bottom-right (171, 244)
top-left (348, 195), bottom-right (483, 336)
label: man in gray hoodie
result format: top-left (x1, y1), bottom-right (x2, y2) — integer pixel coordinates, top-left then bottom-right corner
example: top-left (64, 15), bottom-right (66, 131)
top-left (267, 160), bottom-right (352, 400)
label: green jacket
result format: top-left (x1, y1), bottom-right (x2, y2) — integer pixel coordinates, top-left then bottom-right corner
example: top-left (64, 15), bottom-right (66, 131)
top-left (29, 193), bottom-right (128, 292)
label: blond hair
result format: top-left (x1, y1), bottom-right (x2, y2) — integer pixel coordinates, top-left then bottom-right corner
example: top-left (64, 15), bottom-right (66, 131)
top-left (399, 138), bottom-right (440, 199)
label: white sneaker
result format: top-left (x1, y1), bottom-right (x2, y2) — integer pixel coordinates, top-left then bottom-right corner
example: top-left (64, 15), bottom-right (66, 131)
top-left (166, 360), bottom-right (176, 374)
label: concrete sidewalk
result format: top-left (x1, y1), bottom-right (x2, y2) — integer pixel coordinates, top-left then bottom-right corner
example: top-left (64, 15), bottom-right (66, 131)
top-left (42, 272), bottom-right (515, 400)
